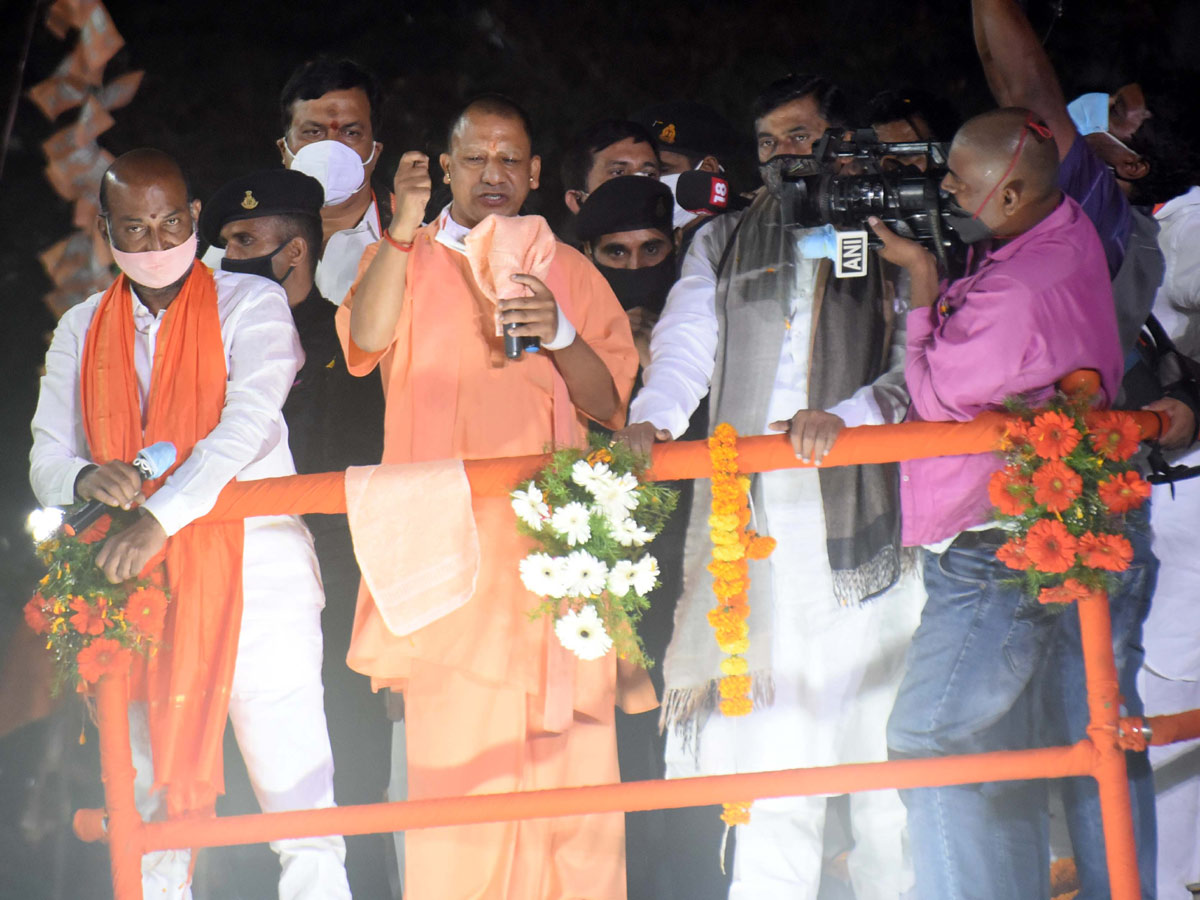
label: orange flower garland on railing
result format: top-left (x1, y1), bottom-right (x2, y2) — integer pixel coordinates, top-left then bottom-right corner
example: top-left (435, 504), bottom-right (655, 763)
top-left (989, 396), bottom-right (1152, 609)
top-left (707, 423), bottom-right (777, 829)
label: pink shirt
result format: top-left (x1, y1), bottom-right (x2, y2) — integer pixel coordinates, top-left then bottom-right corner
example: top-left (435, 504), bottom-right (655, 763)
top-left (900, 196), bottom-right (1123, 546)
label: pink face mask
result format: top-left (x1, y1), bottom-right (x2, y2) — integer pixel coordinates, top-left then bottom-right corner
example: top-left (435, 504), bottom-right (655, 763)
top-left (109, 231), bottom-right (198, 290)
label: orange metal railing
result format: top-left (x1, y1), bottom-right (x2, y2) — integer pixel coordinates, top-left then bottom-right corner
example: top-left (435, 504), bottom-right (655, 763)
top-left (73, 405), bottom-right (1200, 900)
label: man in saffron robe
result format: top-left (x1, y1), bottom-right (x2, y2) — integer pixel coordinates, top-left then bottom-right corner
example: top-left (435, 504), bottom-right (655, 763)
top-left (337, 96), bottom-right (641, 899)
top-left (29, 149), bottom-right (349, 899)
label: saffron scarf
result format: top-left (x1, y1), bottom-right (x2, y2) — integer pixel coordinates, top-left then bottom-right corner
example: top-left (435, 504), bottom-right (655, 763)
top-left (81, 265), bottom-right (244, 816)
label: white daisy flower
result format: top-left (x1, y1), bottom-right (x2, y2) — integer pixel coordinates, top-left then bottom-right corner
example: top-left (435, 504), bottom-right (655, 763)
top-left (592, 473), bottom-right (640, 519)
top-left (510, 482), bottom-right (550, 530)
top-left (606, 559), bottom-right (638, 597)
top-left (550, 501), bottom-right (592, 546)
top-left (631, 555), bottom-right (660, 597)
top-left (571, 459), bottom-right (611, 493)
top-left (519, 553), bottom-right (568, 598)
top-left (554, 604), bottom-right (613, 660)
top-left (609, 516), bottom-right (646, 547)
top-left (564, 549), bottom-right (609, 597)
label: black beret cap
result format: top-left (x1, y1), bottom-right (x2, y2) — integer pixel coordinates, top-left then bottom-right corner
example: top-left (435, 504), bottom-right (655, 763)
top-left (633, 100), bottom-right (739, 160)
top-left (199, 169), bottom-right (324, 248)
top-left (574, 175), bottom-right (674, 242)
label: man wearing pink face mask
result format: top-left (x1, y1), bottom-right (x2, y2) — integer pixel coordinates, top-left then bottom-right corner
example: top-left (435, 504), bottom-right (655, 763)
top-left (29, 149), bottom-right (350, 900)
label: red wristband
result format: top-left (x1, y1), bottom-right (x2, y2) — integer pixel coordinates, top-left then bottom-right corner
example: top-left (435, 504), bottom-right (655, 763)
top-left (382, 230), bottom-right (414, 253)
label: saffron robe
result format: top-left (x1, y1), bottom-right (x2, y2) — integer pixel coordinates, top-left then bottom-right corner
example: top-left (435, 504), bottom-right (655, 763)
top-left (335, 215), bottom-right (641, 899)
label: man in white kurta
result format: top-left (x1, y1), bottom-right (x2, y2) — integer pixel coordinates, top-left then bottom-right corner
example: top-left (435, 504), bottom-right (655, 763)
top-left (1137, 183), bottom-right (1200, 899)
top-left (30, 152), bottom-right (349, 899)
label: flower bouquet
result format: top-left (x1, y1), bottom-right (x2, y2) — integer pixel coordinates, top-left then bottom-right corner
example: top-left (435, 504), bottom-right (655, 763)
top-left (989, 395), bottom-right (1151, 608)
top-left (24, 509), bottom-right (169, 693)
top-left (512, 439), bottom-right (678, 666)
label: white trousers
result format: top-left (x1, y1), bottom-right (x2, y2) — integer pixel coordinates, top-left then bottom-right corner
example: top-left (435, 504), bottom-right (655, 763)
top-left (132, 517), bottom-right (351, 900)
top-left (665, 469), bottom-right (923, 900)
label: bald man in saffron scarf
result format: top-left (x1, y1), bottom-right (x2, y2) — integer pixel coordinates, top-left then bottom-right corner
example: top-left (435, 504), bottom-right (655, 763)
top-left (338, 96), bottom-right (641, 898)
top-left (29, 150), bottom-right (349, 900)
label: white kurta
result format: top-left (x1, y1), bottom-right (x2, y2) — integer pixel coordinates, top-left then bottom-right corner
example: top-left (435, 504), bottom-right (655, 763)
top-left (630, 219), bottom-right (922, 900)
top-left (201, 198), bottom-right (383, 306)
top-left (29, 267), bottom-right (350, 900)
top-left (1136, 186), bottom-right (1200, 900)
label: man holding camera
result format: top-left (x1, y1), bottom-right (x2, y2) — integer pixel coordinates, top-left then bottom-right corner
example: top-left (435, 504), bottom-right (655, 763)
top-left (617, 74), bottom-right (922, 900)
top-left (872, 107), bottom-right (1131, 900)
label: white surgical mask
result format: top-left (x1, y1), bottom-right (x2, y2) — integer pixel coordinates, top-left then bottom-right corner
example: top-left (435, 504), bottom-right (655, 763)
top-left (659, 170), bottom-right (699, 230)
top-left (285, 138), bottom-right (375, 206)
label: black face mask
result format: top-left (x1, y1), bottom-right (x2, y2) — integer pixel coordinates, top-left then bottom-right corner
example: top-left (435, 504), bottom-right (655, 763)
top-left (759, 154), bottom-right (822, 199)
top-left (220, 241), bottom-right (293, 284)
top-left (942, 191), bottom-right (994, 244)
top-left (595, 257), bottom-right (676, 314)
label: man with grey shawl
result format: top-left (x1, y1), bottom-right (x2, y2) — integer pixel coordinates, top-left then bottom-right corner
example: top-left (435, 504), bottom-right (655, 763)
top-left (617, 75), bottom-right (924, 900)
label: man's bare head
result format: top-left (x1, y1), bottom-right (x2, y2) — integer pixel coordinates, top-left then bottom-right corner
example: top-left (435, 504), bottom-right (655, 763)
top-left (98, 149), bottom-right (199, 253)
top-left (942, 108), bottom-right (1061, 239)
top-left (439, 94), bottom-right (541, 228)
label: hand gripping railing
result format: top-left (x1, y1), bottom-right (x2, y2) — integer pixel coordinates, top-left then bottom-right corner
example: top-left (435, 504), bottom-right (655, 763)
top-left (72, 402), bottom-right (1200, 900)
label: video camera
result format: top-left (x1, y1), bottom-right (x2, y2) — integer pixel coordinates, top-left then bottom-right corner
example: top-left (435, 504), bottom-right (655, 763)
top-left (765, 128), bottom-right (958, 271)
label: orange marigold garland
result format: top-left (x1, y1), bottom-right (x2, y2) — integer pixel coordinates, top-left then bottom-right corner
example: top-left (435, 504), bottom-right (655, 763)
top-left (25, 508), bottom-right (170, 694)
top-left (991, 394), bottom-right (1150, 611)
top-left (708, 423), bottom-right (777, 830)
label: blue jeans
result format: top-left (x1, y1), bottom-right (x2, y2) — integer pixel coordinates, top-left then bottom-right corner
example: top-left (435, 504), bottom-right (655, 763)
top-left (1040, 508), bottom-right (1158, 899)
top-left (887, 535), bottom-right (1058, 900)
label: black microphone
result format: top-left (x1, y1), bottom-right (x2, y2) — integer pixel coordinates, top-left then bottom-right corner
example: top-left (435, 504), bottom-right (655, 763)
top-left (674, 170), bottom-right (751, 216)
top-left (62, 442), bottom-right (178, 537)
top-left (504, 323), bottom-right (541, 360)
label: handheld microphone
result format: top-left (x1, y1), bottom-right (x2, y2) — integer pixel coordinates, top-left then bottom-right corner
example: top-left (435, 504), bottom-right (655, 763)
top-left (504, 323), bottom-right (541, 360)
top-left (674, 171), bottom-right (750, 216)
top-left (62, 442), bottom-right (178, 537)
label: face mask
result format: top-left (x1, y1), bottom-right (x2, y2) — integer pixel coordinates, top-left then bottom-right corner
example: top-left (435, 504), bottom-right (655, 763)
top-left (943, 192), bottom-right (994, 244)
top-left (595, 257), bottom-right (676, 314)
top-left (220, 241), bottom-right (293, 284)
top-left (109, 231), bottom-right (198, 289)
top-left (1067, 93), bottom-right (1110, 137)
top-left (286, 138), bottom-right (373, 206)
top-left (758, 155), bottom-right (821, 200)
top-left (659, 171), bottom-right (701, 230)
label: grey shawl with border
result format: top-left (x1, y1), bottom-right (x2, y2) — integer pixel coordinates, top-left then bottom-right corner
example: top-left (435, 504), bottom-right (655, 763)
top-left (661, 191), bottom-right (909, 735)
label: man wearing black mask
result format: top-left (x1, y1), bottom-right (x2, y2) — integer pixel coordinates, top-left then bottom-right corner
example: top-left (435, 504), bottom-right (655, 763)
top-left (575, 175), bottom-right (676, 370)
top-left (199, 168), bottom-right (388, 896)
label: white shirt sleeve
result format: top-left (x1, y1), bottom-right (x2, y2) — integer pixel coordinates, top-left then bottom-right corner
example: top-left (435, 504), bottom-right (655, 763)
top-left (30, 299), bottom-right (99, 507)
top-left (142, 279), bottom-right (302, 536)
top-left (627, 217), bottom-right (730, 437)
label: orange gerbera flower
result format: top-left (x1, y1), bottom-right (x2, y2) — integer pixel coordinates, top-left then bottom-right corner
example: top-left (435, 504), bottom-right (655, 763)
top-left (24, 595), bottom-right (52, 634)
top-left (69, 595), bottom-right (110, 636)
top-left (1062, 577), bottom-right (1105, 603)
top-left (988, 466), bottom-right (1032, 516)
top-left (1098, 471), bottom-right (1152, 514)
top-left (1078, 531), bottom-right (1134, 572)
top-left (1024, 519), bottom-right (1079, 573)
top-left (1001, 417), bottom-right (1032, 448)
top-left (996, 538), bottom-right (1034, 571)
top-left (1029, 411), bottom-right (1081, 460)
top-left (125, 586), bottom-right (168, 639)
top-left (1031, 460), bottom-right (1083, 512)
top-left (1087, 411), bottom-right (1142, 462)
top-left (75, 638), bottom-right (132, 684)
top-left (74, 514), bottom-right (113, 544)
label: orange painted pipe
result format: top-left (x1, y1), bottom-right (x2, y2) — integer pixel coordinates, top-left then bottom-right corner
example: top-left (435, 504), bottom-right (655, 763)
top-left (93, 674), bottom-right (144, 899)
top-left (134, 743), bottom-right (1095, 851)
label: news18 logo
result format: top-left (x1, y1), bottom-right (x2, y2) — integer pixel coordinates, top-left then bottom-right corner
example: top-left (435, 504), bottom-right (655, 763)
top-left (709, 179), bottom-right (729, 209)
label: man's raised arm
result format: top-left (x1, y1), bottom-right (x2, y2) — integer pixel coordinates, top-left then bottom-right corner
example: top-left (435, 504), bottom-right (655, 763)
top-left (972, 0), bottom-right (1076, 160)
top-left (348, 150), bottom-right (431, 352)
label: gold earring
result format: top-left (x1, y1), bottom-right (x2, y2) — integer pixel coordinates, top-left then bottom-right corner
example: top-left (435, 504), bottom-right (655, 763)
top-left (444, 174), bottom-right (451, 184)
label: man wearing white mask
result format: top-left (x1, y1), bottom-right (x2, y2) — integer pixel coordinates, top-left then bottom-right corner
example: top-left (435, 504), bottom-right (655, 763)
top-left (203, 57), bottom-right (389, 307)
top-left (29, 149), bottom-right (350, 900)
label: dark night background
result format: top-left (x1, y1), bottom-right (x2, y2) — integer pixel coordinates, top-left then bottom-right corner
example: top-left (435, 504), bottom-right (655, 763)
top-left (0, 0), bottom-right (1197, 898)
